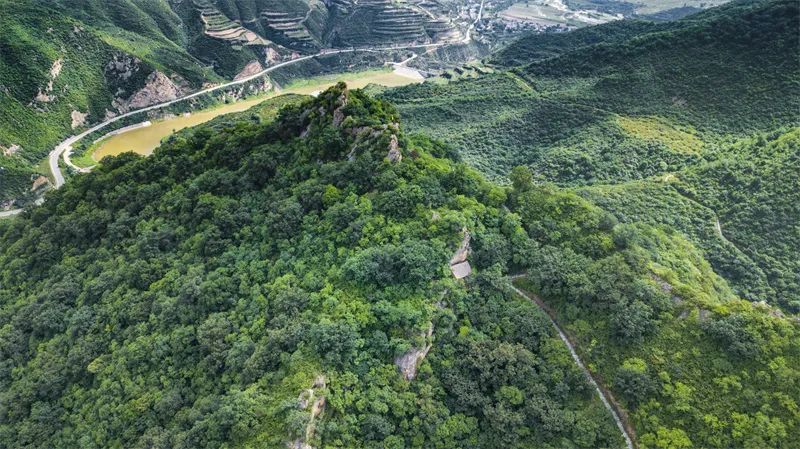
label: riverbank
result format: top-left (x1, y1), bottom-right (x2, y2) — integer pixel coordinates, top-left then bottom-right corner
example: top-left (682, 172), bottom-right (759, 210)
top-left (89, 68), bottom-right (422, 162)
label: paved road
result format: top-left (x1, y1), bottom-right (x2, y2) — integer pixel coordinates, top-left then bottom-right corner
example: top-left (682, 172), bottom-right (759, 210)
top-left (7, 13), bottom-right (482, 216)
top-left (464, 0), bottom-right (486, 43)
top-left (53, 49), bottom-right (356, 182)
top-left (54, 42), bottom-right (460, 177)
top-left (509, 278), bottom-right (636, 449)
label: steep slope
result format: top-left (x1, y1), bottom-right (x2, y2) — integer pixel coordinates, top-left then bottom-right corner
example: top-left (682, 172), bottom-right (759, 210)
top-left (490, 19), bottom-right (667, 67)
top-left (517, 0), bottom-right (799, 132)
top-left (0, 86), bottom-right (625, 449)
top-left (1, 87), bottom-right (798, 448)
top-left (381, 0), bottom-right (800, 310)
top-left (490, 0), bottom-right (770, 68)
top-left (509, 169), bottom-right (800, 449)
top-left (0, 0), bottom-right (217, 202)
top-left (582, 128), bottom-right (800, 311)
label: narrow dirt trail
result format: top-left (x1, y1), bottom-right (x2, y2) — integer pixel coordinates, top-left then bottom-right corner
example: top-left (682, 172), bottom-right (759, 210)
top-left (667, 185), bottom-right (748, 258)
top-left (509, 278), bottom-right (636, 449)
top-left (0, 209), bottom-right (23, 219)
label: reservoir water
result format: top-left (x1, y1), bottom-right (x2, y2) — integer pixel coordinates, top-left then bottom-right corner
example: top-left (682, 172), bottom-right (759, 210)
top-left (93, 70), bottom-right (421, 161)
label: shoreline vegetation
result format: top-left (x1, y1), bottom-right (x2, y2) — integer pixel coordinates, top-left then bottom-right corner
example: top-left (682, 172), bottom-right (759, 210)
top-left (86, 68), bottom-right (423, 164)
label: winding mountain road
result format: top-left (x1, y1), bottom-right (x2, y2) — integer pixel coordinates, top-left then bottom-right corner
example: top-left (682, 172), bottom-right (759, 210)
top-left (4, 8), bottom-right (484, 217)
top-left (52, 49), bottom-right (361, 186)
top-left (509, 277), bottom-right (636, 449)
top-left (54, 40), bottom-right (474, 180)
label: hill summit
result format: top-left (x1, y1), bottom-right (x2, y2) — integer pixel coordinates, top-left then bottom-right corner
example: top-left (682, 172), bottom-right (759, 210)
top-left (0, 85), bottom-right (628, 448)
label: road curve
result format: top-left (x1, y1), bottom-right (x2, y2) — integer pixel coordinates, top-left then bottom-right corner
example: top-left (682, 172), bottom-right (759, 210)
top-left (7, 16), bottom-right (481, 216)
top-left (53, 49), bottom-right (350, 183)
top-left (509, 280), bottom-right (636, 449)
top-left (54, 5), bottom-right (486, 178)
top-left (54, 42), bottom-right (459, 178)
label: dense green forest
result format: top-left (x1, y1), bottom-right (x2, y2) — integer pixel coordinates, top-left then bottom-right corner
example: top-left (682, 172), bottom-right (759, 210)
top-left (2, 85), bottom-right (798, 448)
top-left (1, 0), bottom-right (799, 447)
top-left (381, 0), bottom-right (800, 311)
top-left (0, 86), bottom-right (627, 448)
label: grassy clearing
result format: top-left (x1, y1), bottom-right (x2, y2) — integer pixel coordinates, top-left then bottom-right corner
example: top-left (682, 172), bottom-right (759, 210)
top-left (632, 0), bottom-right (730, 15)
top-left (616, 116), bottom-right (704, 154)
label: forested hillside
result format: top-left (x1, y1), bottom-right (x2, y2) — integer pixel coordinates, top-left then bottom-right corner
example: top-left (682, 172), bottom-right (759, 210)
top-left (381, 0), bottom-right (800, 310)
top-left (0, 86), bottom-right (626, 449)
top-left (0, 0), bottom-right (217, 201)
top-left (1, 85), bottom-right (797, 449)
top-left (490, 19), bottom-right (666, 68)
top-left (583, 128), bottom-right (800, 311)
top-left (1, 0), bottom-right (798, 447)
top-left (386, 0), bottom-right (799, 179)
top-left (0, 0), bottom-right (468, 203)
top-left (510, 167), bottom-right (800, 449)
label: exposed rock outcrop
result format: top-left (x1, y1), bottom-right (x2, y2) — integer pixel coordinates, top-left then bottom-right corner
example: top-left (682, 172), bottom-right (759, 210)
top-left (105, 55), bottom-right (185, 114)
top-left (450, 228), bottom-right (471, 265)
top-left (105, 54), bottom-right (142, 84)
top-left (1, 144), bottom-right (20, 157)
top-left (289, 375), bottom-right (328, 449)
top-left (34, 58), bottom-right (63, 103)
top-left (234, 60), bottom-right (264, 81)
top-left (266, 47), bottom-right (281, 64)
top-left (31, 176), bottom-right (50, 192)
top-left (395, 323), bottom-right (434, 380)
top-left (387, 134), bottom-right (402, 163)
top-left (450, 228), bottom-right (472, 279)
top-left (332, 91), bottom-right (349, 128)
top-left (651, 274), bottom-right (683, 304)
top-left (124, 71), bottom-right (181, 111)
top-left (71, 110), bottom-right (88, 129)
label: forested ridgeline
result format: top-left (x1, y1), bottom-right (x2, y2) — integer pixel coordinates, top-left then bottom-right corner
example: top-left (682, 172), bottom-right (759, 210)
top-left (381, 0), bottom-right (800, 312)
top-left (0, 85), bottom-right (625, 448)
top-left (516, 0), bottom-right (800, 132)
top-left (0, 85), bottom-right (798, 449)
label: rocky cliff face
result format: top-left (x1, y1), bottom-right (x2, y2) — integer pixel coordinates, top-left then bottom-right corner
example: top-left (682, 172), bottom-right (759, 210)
top-left (112, 71), bottom-right (184, 113)
top-left (233, 60), bottom-right (264, 81)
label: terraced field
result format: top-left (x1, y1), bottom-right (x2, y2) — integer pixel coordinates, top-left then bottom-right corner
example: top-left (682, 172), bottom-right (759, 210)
top-left (256, 0), bottom-right (329, 50)
top-left (194, 0), bottom-right (271, 46)
top-left (175, 0), bottom-right (465, 52)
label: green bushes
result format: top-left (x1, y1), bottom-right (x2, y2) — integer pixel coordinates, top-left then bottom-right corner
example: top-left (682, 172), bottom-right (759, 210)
top-left (0, 87), bottom-right (624, 448)
top-left (385, 0), bottom-right (800, 311)
top-left (509, 173), bottom-right (800, 449)
top-left (343, 240), bottom-right (447, 287)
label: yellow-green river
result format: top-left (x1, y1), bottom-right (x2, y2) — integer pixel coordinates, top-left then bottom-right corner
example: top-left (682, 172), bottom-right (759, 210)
top-left (93, 70), bottom-right (421, 161)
